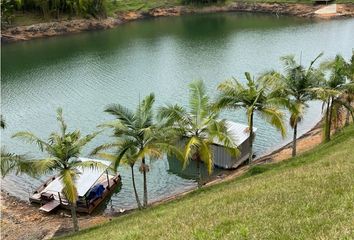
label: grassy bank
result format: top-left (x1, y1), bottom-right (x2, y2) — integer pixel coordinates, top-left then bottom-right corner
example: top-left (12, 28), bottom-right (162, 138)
top-left (110, 0), bottom-right (352, 13)
top-left (61, 124), bottom-right (354, 239)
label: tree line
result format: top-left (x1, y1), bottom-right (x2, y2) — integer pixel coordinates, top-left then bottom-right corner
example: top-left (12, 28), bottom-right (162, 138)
top-left (1, 51), bottom-right (353, 232)
top-left (1, 0), bottom-right (108, 24)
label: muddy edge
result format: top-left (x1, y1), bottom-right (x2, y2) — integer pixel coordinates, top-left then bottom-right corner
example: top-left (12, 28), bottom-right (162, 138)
top-left (1, 3), bottom-right (354, 43)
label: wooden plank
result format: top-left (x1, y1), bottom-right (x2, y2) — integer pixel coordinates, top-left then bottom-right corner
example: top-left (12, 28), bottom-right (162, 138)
top-left (39, 200), bottom-right (60, 212)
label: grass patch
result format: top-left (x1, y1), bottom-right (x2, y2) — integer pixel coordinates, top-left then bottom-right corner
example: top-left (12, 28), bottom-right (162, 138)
top-left (61, 124), bottom-right (354, 239)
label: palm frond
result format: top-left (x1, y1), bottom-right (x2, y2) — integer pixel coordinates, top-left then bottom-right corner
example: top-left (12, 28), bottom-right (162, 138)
top-left (16, 158), bottom-right (58, 177)
top-left (208, 121), bottom-right (240, 157)
top-left (56, 107), bottom-right (67, 137)
top-left (259, 107), bottom-right (287, 138)
top-left (0, 147), bottom-right (25, 177)
top-left (105, 104), bottom-right (136, 128)
top-left (199, 140), bottom-right (213, 174)
top-left (189, 80), bottom-right (209, 125)
top-left (71, 160), bottom-right (108, 172)
top-left (73, 130), bottom-right (101, 150)
top-left (12, 131), bottom-right (50, 152)
top-left (60, 169), bottom-right (78, 204)
top-left (90, 142), bottom-right (120, 156)
top-left (183, 137), bottom-right (201, 170)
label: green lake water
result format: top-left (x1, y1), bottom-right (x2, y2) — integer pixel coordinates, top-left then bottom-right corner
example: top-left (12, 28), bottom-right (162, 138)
top-left (1, 12), bottom-right (353, 212)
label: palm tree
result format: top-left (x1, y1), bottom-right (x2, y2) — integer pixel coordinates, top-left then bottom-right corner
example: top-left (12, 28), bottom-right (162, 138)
top-left (92, 94), bottom-right (181, 208)
top-left (313, 55), bottom-right (354, 142)
top-left (158, 80), bottom-right (239, 187)
top-left (344, 51), bottom-right (354, 126)
top-left (1, 115), bottom-right (25, 177)
top-left (275, 53), bottom-right (323, 157)
top-left (11, 108), bottom-right (103, 232)
top-left (216, 72), bottom-right (287, 165)
top-left (93, 143), bottom-right (143, 209)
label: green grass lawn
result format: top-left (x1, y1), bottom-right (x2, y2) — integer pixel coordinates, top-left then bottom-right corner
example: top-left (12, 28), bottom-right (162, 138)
top-left (61, 124), bottom-right (354, 240)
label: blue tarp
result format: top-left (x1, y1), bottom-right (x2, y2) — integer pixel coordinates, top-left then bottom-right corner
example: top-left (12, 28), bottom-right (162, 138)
top-left (87, 184), bottom-right (105, 200)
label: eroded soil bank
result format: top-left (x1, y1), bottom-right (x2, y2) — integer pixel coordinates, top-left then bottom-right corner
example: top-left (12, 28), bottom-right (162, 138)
top-left (2, 3), bottom-right (354, 43)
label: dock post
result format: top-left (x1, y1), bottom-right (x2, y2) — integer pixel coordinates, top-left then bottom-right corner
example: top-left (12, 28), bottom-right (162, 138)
top-left (106, 170), bottom-right (110, 189)
top-left (58, 192), bottom-right (62, 204)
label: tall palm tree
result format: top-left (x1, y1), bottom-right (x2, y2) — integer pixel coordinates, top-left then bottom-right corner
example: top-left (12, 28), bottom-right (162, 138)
top-left (92, 94), bottom-right (181, 208)
top-left (93, 143), bottom-right (143, 209)
top-left (158, 80), bottom-right (239, 187)
top-left (313, 55), bottom-right (354, 142)
top-left (275, 53), bottom-right (323, 157)
top-left (11, 108), bottom-right (103, 232)
top-left (344, 51), bottom-right (354, 126)
top-left (216, 72), bottom-right (287, 164)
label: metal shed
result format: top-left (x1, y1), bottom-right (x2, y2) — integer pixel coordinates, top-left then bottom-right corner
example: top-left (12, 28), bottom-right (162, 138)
top-left (212, 121), bottom-right (257, 169)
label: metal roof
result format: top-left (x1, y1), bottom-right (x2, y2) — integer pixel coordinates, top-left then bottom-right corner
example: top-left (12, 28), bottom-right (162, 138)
top-left (213, 121), bottom-right (257, 146)
top-left (42, 158), bottom-right (110, 197)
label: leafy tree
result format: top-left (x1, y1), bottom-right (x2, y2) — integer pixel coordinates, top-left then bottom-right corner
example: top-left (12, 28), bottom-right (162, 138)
top-left (216, 72), bottom-right (287, 164)
top-left (159, 80), bottom-right (239, 187)
top-left (1, 0), bottom-right (18, 24)
top-left (274, 53), bottom-right (323, 156)
top-left (92, 94), bottom-right (181, 208)
top-left (11, 108), bottom-right (104, 232)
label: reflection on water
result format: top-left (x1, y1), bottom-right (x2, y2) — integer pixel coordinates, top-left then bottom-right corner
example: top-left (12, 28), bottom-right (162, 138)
top-left (1, 12), bottom-right (354, 212)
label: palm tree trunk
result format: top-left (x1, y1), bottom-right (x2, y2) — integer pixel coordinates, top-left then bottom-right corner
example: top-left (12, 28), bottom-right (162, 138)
top-left (324, 98), bottom-right (331, 142)
top-left (142, 157), bottom-right (148, 208)
top-left (345, 109), bottom-right (350, 126)
top-left (326, 98), bottom-right (334, 142)
top-left (196, 158), bottom-right (202, 189)
top-left (70, 203), bottom-right (79, 232)
top-left (248, 111), bottom-right (254, 165)
top-left (292, 121), bottom-right (298, 157)
top-left (131, 165), bottom-right (142, 209)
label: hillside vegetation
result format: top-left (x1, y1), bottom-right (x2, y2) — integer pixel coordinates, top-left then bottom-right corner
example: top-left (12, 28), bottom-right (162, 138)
top-left (61, 124), bottom-right (354, 240)
top-left (3, 0), bottom-right (352, 27)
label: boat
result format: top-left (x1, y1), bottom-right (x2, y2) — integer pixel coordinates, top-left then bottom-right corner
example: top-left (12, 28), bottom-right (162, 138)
top-left (29, 157), bottom-right (121, 214)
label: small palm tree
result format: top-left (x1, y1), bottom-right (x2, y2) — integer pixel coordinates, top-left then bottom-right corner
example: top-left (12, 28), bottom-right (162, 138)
top-left (313, 55), bottom-right (354, 142)
top-left (275, 53), bottom-right (323, 157)
top-left (216, 72), bottom-right (287, 164)
top-left (1, 115), bottom-right (25, 177)
top-left (159, 80), bottom-right (239, 187)
top-left (12, 108), bottom-right (103, 232)
top-left (92, 94), bottom-right (181, 208)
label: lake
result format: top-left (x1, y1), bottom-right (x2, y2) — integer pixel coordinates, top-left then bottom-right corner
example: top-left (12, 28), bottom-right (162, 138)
top-left (1, 12), bottom-right (353, 212)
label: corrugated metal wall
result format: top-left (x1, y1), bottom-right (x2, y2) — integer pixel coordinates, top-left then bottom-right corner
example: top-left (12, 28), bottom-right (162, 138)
top-left (213, 139), bottom-right (250, 169)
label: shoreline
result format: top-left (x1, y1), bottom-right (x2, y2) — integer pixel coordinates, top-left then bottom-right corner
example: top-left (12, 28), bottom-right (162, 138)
top-left (2, 2), bottom-right (354, 43)
top-left (0, 117), bottom-right (328, 240)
